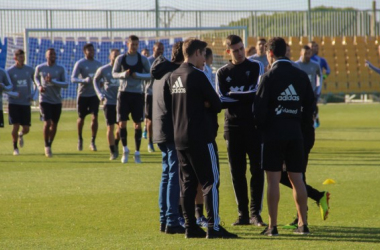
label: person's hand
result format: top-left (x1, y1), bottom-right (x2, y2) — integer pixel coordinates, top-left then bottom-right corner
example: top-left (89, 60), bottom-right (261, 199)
top-left (39, 86), bottom-right (46, 93)
top-left (364, 60), bottom-right (369, 67)
top-left (132, 72), bottom-right (137, 79)
top-left (124, 69), bottom-right (131, 78)
top-left (84, 76), bottom-right (92, 83)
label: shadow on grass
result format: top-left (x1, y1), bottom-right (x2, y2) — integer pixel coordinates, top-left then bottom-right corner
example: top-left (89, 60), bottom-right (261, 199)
top-left (236, 226), bottom-right (380, 243)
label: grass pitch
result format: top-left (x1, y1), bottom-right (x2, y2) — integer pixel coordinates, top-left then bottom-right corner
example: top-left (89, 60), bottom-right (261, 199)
top-left (1, 103), bottom-right (380, 249)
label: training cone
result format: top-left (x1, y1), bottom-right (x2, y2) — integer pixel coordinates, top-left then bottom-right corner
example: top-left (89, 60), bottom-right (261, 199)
top-left (323, 179), bottom-right (336, 185)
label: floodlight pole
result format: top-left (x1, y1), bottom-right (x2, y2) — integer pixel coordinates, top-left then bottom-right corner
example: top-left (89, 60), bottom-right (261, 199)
top-left (156, 0), bottom-right (160, 37)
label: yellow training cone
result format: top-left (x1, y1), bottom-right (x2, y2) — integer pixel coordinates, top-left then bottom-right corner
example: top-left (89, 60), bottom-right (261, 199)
top-left (323, 179), bottom-right (336, 185)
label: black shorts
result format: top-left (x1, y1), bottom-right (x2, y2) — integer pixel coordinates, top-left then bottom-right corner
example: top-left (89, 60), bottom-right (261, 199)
top-left (261, 139), bottom-right (305, 173)
top-left (0, 110), bottom-right (4, 128)
top-left (103, 104), bottom-right (118, 126)
top-left (77, 95), bottom-right (100, 118)
top-left (145, 94), bottom-right (153, 119)
top-left (40, 102), bottom-right (62, 123)
top-left (8, 104), bottom-right (31, 126)
top-left (117, 92), bottom-right (144, 123)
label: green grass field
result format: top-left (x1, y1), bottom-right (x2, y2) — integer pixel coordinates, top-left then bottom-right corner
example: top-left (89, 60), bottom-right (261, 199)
top-left (1, 103), bottom-right (380, 249)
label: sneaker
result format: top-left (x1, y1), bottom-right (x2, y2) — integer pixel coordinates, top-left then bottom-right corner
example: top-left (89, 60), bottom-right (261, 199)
top-left (121, 150), bottom-right (129, 164)
top-left (160, 223), bottom-right (166, 233)
top-left (250, 215), bottom-right (267, 227)
top-left (142, 128), bottom-right (147, 139)
top-left (147, 142), bottom-right (155, 153)
top-left (165, 225), bottom-right (186, 234)
top-left (77, 139), bottom-right (83, 151)
top-left (18, 132), bottom-right (24, 148)
top-left (207, 225), bottom-right (238, 239)
top-left (231, 216), bottom-right (250, 226)
top-left (318, 191), bottom-right (330, 220)
top-left (196, 215), bottom-right (209, 228)
top-left (134, 151), bottom-right (142, 163)
top-left (109, 152), bottom-right (117, 161)
top-left (260, 226), bottom-right (279, 236)
top-left (90, 142), bottom-right (97, 151)
top-left (185, 225), bottom-right (206, 239)
top-left (45, 147), bottom-right (52, 158)
top-left (293, 225), bottom-right (310, 235)
top-left (282, 217), bottom-right (298, 229)
top-left (13, 148), bottom-right (20, 156)
top-left (178, 217), bottom-right (186, 228)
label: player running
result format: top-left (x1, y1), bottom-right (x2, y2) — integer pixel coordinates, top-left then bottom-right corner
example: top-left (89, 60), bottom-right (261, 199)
top-left (93, 49), bottom-right (121, 160)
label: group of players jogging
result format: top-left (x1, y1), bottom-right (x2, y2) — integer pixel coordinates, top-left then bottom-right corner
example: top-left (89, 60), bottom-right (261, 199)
top-left (0, 34), bottom-right (332, 238)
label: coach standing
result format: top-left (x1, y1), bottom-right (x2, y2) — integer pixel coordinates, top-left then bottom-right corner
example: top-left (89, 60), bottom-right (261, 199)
top-left (254, 37), bottom-right (315, 236)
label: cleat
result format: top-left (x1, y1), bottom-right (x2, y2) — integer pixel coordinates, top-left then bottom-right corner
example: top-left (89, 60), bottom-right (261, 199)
top-left (196, 215), bottom-right (209, 228)
top-left (147, 142), bottom-right (155, 153)
top-left (121, 149), bottom-right (129, 164)
top-left (165, 225), bottom-right (186, 234)
top-left (231, 216), bottom-right (250, 226)
top-left (45, 147), bottom-right (52, 158)
top-left (134, 151), bottom-right (142, 163)
top-left (282, 217), bottom-right (298, 229)
top-left (185, 225), bottom-right (206, 239)
top-left (261, 226), bottom-right (279, 236)
top-left (109, 152), bottom-right (117, 160)
top-left (90, 142), bottom-right (97, 151)
top-left (318, 191), bottom-right (330, 220)
top-left (77, 139), bottom-right (83, 151)
top-left (178, 217), bottom-right (185, 228)
top-left (18, 132), bottom-right (24, 148)
top-left (13, 148), bottom-right (20, 156)
top-left (207, 225), bottom-right (238, 239)
top-left (293, 225), bottom-right (310, 235)
top-left (250, 215), bottom-right (267, 227)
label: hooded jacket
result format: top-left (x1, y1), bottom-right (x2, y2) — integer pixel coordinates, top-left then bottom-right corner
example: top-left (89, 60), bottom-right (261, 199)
top-left (151, 56), bottom-right (180, 144)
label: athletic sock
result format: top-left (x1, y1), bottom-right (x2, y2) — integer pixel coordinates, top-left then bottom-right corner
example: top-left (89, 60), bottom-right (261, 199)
top-left (195, 204), bottom-right (204, 218)
top-left (48, 140), bottom-right (52, 147)
top-left (135, 129), bottom-right (142, 151)
top-left (115, 139), bottom-right (120, 147)
top-left (178, 205), bottom-right (184, 217)
top-left (120, 128), bottom-right (127, 147)
top-left (45, 139), bottom-right (50, 147)
top-left (78, 135), bottom-right (83, 141)
top-left (91, 136), bottom-right (96, 144)
top-left (149, 137), bottom-right (153, 145)
top-left (13, 141), bottom-right (18, 150)
top-left (109, 145), bottom-right (115, 153)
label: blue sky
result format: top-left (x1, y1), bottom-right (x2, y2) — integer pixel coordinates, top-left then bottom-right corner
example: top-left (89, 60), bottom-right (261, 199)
top-left (0, 0), bottom-right (374, 11)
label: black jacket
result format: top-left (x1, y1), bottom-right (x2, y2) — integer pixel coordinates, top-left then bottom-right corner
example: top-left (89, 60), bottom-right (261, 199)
top-left (254, 59), bottom-right (315, 142)
top-left (171, 62), bottom-right (221, 149)
top-left (151, 56), bottom-right (180, 144)
top-left (216, 58), bottom-right (264, 129)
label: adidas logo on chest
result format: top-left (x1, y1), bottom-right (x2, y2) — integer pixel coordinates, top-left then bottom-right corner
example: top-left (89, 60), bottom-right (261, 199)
top-left (278, 84), bottom-right (299, 101)
top-left (172, 76), bottom-right (186, 94)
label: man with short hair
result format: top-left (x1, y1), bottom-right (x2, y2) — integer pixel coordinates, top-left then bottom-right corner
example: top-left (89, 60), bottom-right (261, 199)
top-left (7, 49), bottom-right (35, 155)
top-left (112, 35), bottom-right (151, 164)
top-left (171, 38), bottom-right (237, 239)
top-left (72, 43), bottom-right (103, 152)
top-left (248, 38), bottom-right (269, 70)
top-left (144, 42), bottom-right (164, 152)
top-left (141, 48), bottom-right (150, 57)
top-left (152, 41), bottom-right (185, 234)
top-left (308, 41), bottom-right (330, 127)
top-left (34, 48), bottom-right (68, 157)
top-left (216, 34), bottom-right (266, 227)
top-left (93, 49), bottom-right (121, 160)
top-left (245, 46), bottom-right (256, 57)
top-left (296, 45), bottom-right (323, 96)
top-left (255, 37), bottom-right (314, 236)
